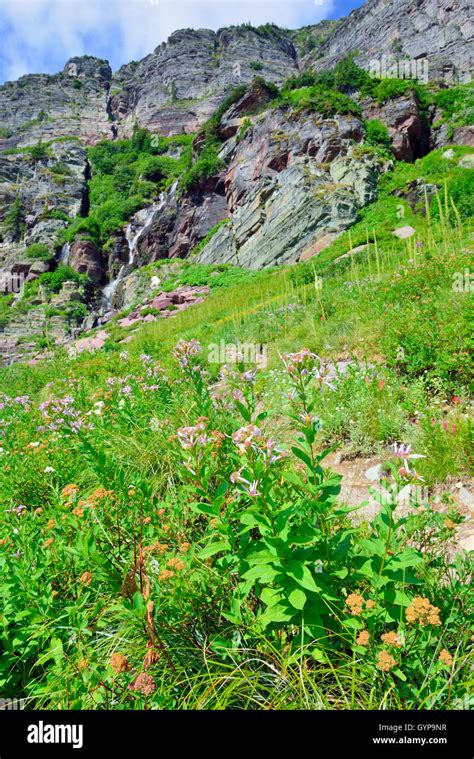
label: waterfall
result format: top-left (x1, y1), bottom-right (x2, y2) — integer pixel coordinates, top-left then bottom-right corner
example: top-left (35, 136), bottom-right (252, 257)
top-left (59, 242), bottom-right (70, 265)
top-left (101, 191), bottom-right (168, 311)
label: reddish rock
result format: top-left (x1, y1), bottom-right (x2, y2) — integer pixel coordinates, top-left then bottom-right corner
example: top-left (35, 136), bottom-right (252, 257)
top-left (70, 240), bottom-right (104, 284)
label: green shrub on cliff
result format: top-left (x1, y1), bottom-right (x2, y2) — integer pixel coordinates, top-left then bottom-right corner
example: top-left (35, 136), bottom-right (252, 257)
top-left (4, 196), bottom-right (26, 242)
top-left (24, 243), bottom-right (51, 260)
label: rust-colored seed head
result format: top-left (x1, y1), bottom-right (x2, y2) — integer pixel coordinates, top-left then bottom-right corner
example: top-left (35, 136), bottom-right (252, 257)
top-left (130, 672), bottom-right (155, 696)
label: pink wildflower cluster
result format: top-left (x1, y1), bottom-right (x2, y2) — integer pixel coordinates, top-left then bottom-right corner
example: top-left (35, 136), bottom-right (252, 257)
top-left (232, 424), bottom-right (286, 464)
top-left (0, 393), bottom-right (31, 412)
top-left (230, 470), bottom-right (261, 497)
top-left (174, 339), bottom-right (202, 369)
top-left (37, 396), bottom-right (94, 434)
top-left (280, 349), bottom-right (334, 390)
top-left (391, 443), bottom-right (425, 479)
top-left (177, 418), bottom-right (212, 451)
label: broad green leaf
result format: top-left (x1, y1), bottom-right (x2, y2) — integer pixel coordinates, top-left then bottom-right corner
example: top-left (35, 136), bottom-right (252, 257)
top-left (288, 588), bottom-right (307, 610)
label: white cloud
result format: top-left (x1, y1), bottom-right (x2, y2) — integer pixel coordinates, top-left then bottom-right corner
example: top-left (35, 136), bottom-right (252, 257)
top-left (0, 0), bottom-right (335, 83)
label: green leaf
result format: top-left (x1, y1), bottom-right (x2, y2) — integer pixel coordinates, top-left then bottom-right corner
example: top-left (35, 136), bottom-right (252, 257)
top-left (288, 588), bottom-right (307, 610)
top-left (291, 446), bottom-right (314, 470)
top-left (133, 591), bottom-right (145, 611)
top-left (198, 540), bottom-right (230, 559)
top-left (190, 501), bottom-right (218, 517)
top-left (242, 563), bottom-right (278, 583)
top-left (285, 561), bottom-right (319, 593)
top-left (281, 470), bottom-right (307, 489)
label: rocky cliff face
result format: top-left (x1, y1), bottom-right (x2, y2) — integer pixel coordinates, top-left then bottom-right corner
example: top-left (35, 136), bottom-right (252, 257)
top-left (109, 26), bottom-right (299, 137)
top-left (0, 57), bottom-right (113, 152)
top-left (314, 0), bottom-right (473, 83)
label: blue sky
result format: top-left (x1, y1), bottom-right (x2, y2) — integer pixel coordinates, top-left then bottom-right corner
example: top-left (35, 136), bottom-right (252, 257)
top-left (0, 0), bottom-right (363, 84)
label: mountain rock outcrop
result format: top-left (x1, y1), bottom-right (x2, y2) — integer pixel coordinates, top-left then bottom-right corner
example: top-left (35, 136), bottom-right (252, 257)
top-left (313, 0), bottom-right (473, 84)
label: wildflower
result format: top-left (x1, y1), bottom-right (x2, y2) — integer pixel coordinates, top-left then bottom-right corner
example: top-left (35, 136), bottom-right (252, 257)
top-left (381, 631), bottom-right (402, 648)
top-left (377, 650), bottom-right (397, 672)
top-left (438, 649), bottom-right (453, 667)
top-left (129, 672), bottom-right (155, 696)
top-left (345, 593), bottom-right (365, 616)
top-left (232, 424), bottom-right (263, 450)
top-left (174, 339), bottom-right (202, 369)
top-left (443, 518), bottom-right (456, 530)
top-left (158, 569), bottom-right (174, 581)
top-left (144, 541), bottom-right (169, 555)
top-left (72, 507), bottom-right (84, 518)
top-left (391, 443), bottom-right (425, 473)
top-left (46, 519), bottom-right (55, 530)
top-left (177, 419), bottom-right (210, 451)
top-left (242, 370), bottom-right (257, 383)
top-left (406, 596), bottom-right (441, 627)
top-left (110, 653), bottom-right (131, 674)
top-left (7, 504), bottom-right (27, 515)
top-left (77, 659), bottom-right (89, 671)
top-left (143, 516), bottom-right (152, 525)
top-left (230, 469), bottom-right (246, 484)
top-left (366, 600), bottom-right (376, 610)
top-left (80, 571), bottom-right (92, 585)
top-left (280, 348), bottom-right (319, 377)
top-left (61, 483), bottom-right (79, 499)
top-left (241, 480), bottom-right (261, 497)
top-left (167, 558), bottom-right (185, 570)
top-left (179, 542), bottom-right (191, 553)
top-left (43, 538), bottom-right (55, 548)
top-left (44, 466), bottom-right (55, 474)
top-left (357, 630), bottom-right (370, 646)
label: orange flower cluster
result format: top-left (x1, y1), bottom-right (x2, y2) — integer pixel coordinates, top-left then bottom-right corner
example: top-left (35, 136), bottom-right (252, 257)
top-left (381, 631), bottom-right (402, 648)
top-left (158, 569), bottom-right (174, 581)
top-left (377, 650), bottom-right (397, 672)
top-left (406, 596), bottom-right (441, 626)
top-left (345, 593), bottom-right (364, 615)
top-left (61, 483), bottom-right (79, 499)
top-left (43, 537), bottom-right (55, 548)
top-left (144, 542), bottom-right (169, 555)
top-left (110, 653), bottom-right (130, 673)
top-left (80, 571), bottom-right (92, 585)
top-left (78, 488), bottom-right (114, 509)
top-left (356, 630), bottom-right (370, 646)
top-left (167, 557), bottom-right (185, 571)
top-left (438, 649), bottom-right (453, 667)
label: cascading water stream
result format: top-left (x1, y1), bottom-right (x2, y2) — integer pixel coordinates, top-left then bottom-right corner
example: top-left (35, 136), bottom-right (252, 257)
top-left (59, 242), bottom-right (70, 265)
top-left (101, 188), bottom-right (171, 310)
